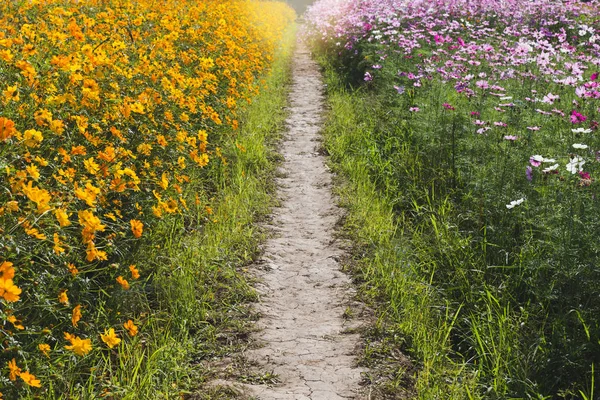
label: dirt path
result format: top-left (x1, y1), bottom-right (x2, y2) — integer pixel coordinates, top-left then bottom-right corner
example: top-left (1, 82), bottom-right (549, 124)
top-left (241, 38), bottom-right (365, 399)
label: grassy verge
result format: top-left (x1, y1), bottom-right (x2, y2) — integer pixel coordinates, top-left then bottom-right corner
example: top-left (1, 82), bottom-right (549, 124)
top-left (321, 69), bottom-right (479, 399)
top-left (29, 24), bottom-right (296, 400)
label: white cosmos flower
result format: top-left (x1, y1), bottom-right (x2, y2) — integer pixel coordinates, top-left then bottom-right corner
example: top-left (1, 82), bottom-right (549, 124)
top-left (566, 156), bottom-right (585, 174)
top-left (531, 155), bottom-right (544, 163)
top-left (572, 128), bottom-right (592, 134)
top-left (572, 143), bottom-right (588, 149)
top-left (531, 155), bottom-right (556, 163)
top-left (506, 198), bottom-right (525, 209)
top-left (542, 163), bottom-right (559, 173)
top-left (499, 96), bottom-right (513, 100)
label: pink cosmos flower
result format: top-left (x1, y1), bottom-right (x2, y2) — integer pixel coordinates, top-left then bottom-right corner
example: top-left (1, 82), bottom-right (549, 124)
top-left (571, 110), bottom-right (587, 124)
top-left (442, 103), bottom-right (455, 110)
top-left (530, 155), bottom-right (543, 167)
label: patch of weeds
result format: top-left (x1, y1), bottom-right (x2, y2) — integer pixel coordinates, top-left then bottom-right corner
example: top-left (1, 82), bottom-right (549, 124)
top-left (238, 371), bottom-right (280, 385)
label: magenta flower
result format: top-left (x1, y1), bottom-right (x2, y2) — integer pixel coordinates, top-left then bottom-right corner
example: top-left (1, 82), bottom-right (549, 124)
top-left (579, 171), bottom-right (591, 180)
top-left (409, 107), bottom-right (420, 112)
top-left (591, 72), bottom-right (599, 81)
top-left (571, 110), bottom-right (587, 124)
top-left (442, 103), bottom-right (455, 110)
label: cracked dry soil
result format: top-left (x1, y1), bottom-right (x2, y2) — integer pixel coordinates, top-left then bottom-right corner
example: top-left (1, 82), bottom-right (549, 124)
top-left (241, 39), bottom-right (365, 399)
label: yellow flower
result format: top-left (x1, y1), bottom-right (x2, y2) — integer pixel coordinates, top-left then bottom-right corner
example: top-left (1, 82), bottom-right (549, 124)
top-left (3, 85), bottom-right (19, 103)
top-left (64, 334), bottom-right (92, 356)
top-left (23, 129), bottom-right (43, 147)
top-left (53, 233), bottom-right (66, 255)
top-left (116, 276), bottom-right (130, 290)
top-left (100, 328), bottom-right (121, 349)
top-left (67, 263), bottom-right (79, 276)
top-left (72, 305), bottom-right (82, 327)
top-left (130, 219), bottom-right (143, 238)
top-left (7, 358), bottom-right (21, 381)
top-left (85, 241), bottom-right (108, 262)
top-left (7, 315), bottom-right (24, 330)
top-left (24, 227), bottom-right (47, 240)
top-left (123, 320), bottom-right (138, 337)
top-left (38, 343), bottom-right (51, 357)
top-left (130, 102), bottom-right (145, 114)
top-left (22, 181), bottom-right (51, 213)
top-left (26, 164), bottom-right (40, 180)
top-left (137, 143), bottom-right (153, 156)
top-left (83, 157), bottom-right (100, 175)
top-left (58, 289), bottom-right (69, 305)
top-left (54, 208), bottom-right (71, 227)
top-left (74, 182), bottom-right (101, 207)
top-left (20, 371), bottom-right (41, 387)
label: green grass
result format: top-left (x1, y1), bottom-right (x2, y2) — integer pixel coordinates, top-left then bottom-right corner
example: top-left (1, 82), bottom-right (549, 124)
top-left (19, 23), bottom-right (297, 400)
top-left (321, 71), bottom-right (482, 399)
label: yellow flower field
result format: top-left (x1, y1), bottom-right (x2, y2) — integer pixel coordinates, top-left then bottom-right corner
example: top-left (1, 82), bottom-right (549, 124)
top-left (0, 0), bottom-right (295, 396)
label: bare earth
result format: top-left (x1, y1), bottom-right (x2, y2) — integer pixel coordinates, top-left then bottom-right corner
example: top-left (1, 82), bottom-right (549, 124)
top-left (241, 39), bottom-right (365, 399)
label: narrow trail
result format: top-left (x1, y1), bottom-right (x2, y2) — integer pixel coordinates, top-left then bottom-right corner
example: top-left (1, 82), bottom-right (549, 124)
top-left (243, 38), bottom-right (365, 399)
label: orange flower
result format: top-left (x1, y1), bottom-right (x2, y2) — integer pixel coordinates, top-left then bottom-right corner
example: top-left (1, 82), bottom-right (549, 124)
top-left (129, 264), bottom-right (140, 279)
top-left (67, 263), bottom-right (79, 276)
top-left (0, 261), bottom-right (19, 301)
top-left (123, 319), bottom-right (138, 337)
top-left (0, 261), bottom-right (15, 280)
top-left (0, 277), bottom-right (22, 302)
top-left (72, 305), bottom-right (82, 327)
top-left (8, 358), bottom-right (21, 381)
top-left (86, 241), bottom-right (108, 262)
top-left (0, 117), bottom-right (16, 141)
top-left (116, 276), bottom-right (130, 290)
top-left (130, 219), bottom-right (143, 238)
top-left (58, 289), bottom-right (69, 305)
top-left (20, 371), bottom-right (41, 387)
